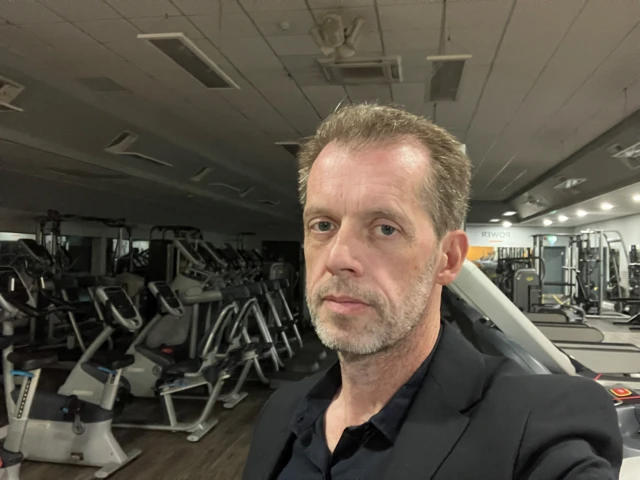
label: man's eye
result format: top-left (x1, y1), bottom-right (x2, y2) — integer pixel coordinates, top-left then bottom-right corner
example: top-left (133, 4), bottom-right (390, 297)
top-left (376, 225), bottom-right (397, 236)
top-left (311, 221), bottom-right (334, 232)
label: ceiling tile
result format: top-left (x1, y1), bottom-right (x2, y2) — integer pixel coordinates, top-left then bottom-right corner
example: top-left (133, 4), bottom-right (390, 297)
top-left (446, 1), bottom-right (513, 28)
top-left (254, 76), bottom-right (321, 135)
top-left (222, 37), bottom-right (283, 73)
top-left (0, 25), bottom-right (47, 47)
top-left (302, 85), bottom-right (348, 119)
top-left (378, 4), bottom-right (443, 31)
top-left (0, 1), bottom-right (64, 24)
top-left (447, 27), bottom-right (501, 65)
top-left (357, 32), bottom-right (383, 53)
top-left (189, 38), bottom-right (248, 87)
top-left (309, 0), bottom-right (374, 6)
top-left (171, 0), bottom-right (242, 14)
top-left (402, 66), bottom-right (427, 84)
top-left (20, 22), bottom-right (89, 43)
top-left (250, 10), bottom-right (315, 37)
top-left (267, 35), bottom-right (318, 55)
top-left (61, 41), bottom-right (120, 63)
top-left (431, 64), bottom-right (491, 132)
top-left (383, 29), bottom-right (440, 53)
top-left (391, 83), bottom-right (425, 115)
top-left (105, 0), bottom-right (181, 18)
top-left (238, 0), bottom-right (308, 12)
top-left (75, 19), bottom-right (141, 44)
top-left (311, 7), bottom-right (378, 33)
top-left (39, 0), bottom-right (121, 21)
top-left (346, 85), bottom-right (392, 104)
top-left (106, 39), bottom-right (178, 72)
top-left (131, 15), bottom-right (205, 39)
top-left (189, 13), bottom-right (261, 41)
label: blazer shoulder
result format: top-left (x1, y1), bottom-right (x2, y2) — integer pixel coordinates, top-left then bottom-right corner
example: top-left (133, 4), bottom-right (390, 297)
top-left (488, 367), bottom-right (612, 406)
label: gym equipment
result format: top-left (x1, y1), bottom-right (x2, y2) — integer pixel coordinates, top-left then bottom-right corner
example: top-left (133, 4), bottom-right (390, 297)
top-left (113, 283), bottom-right (261, 441)
top-left (57, 285), bottom-right (144, 403)
top-left (448, 261), bottom-right (640, 471)
top-left (554, 341), bottom-right (640, 374)
top-left (0, 267), bottom-right (140, 479)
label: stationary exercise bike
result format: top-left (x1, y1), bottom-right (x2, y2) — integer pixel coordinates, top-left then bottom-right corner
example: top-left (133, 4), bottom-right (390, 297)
top-left (0, 266), bottom-right (141, 479)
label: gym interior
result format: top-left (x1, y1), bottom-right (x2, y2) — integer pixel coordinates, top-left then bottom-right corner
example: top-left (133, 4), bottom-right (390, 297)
top-left (1, 0), bottom-right (640, 478)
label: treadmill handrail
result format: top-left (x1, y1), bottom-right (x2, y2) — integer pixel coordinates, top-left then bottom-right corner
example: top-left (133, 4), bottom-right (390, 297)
top-left (450, 260), bottom-right (576, 375)
top-left (180, 288), bottom-right (223, 305)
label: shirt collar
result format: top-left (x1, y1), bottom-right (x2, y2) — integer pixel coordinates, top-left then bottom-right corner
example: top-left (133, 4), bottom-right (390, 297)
top-left (290, 325), bottom-right (443, 443)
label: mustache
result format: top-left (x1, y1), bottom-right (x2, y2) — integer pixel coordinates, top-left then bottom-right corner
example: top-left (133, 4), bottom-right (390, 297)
top-left (311, 277), bottom-right (380, 308)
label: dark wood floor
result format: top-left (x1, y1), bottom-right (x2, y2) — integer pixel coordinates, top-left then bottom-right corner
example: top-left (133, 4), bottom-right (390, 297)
top-left (2, 370), bottom-right (272, 480)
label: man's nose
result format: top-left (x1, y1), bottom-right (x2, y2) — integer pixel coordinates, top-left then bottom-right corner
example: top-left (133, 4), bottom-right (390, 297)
top-left (325, 226), bottom-right (364, 278)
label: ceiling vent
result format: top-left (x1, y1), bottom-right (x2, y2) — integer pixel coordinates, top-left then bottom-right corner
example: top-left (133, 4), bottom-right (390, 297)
top-left (0, 75), bottom-right (25, 112)
top-left (104, 131), bottom-right (172, 167)
top-left (190, 166), bottom-right (212, 182)
top-left (554, 177), bottom-right (586, 190)
top-left (426, 54), bottom-right (472, 102)
top-left (47, 167), bottom-right (127, 180)
top-left (76, 76), bottom-right (129, 93)
top-left (209, 182), bottom-right (255, 198)
top-left (317, 56), bottom-right (402, 85)
top-left (138, 33), bottom-right (240, 90)
top-left (610, 142), bottom-right (640, 170)
top-left (275, 142), bottom-right (301, 157)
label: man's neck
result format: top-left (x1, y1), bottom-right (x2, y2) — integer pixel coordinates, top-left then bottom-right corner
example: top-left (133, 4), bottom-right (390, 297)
top-left (333, 308), bottom-right (441, 427)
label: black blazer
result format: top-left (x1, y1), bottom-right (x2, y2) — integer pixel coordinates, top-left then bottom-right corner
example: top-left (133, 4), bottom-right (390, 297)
top-left (243, 323), bottom-right (623, 480)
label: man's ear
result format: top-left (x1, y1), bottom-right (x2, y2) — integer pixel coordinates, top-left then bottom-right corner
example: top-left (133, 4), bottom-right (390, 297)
top-left (435, 230), bottom-right (469, 286)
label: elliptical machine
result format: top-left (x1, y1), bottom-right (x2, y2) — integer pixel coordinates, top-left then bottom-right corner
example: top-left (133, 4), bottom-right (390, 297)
top-left (0, 266), bottom-right (141, 479)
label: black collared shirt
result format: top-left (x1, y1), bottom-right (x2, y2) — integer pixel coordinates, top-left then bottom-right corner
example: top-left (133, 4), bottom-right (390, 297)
top-left (277, 330), bottom-right (441, 480)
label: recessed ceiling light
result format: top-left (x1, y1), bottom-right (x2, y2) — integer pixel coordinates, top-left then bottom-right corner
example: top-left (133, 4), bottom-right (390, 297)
top-left (576, 209), bottom-right (587, 217)
top-left (543, 219), bottom-right (553, 226)
top-left (558, 215), bottom-right (568, 222)
top-left (502, 221), bottom-right (512, 228)
top-left (503, 211), bottom-right (517, 216)
top-left (489, 218), bottom-right (500, 223)
top-left (601, 202), bottom-right (614, 211)
top-left (633, 194), bottom-right (640, 203)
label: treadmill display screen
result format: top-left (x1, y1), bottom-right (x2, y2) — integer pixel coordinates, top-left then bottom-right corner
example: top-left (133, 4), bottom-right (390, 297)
top-left (104, 288), bottom-right (137, 319)
top-left (154, 283), bottom-right (181, 309)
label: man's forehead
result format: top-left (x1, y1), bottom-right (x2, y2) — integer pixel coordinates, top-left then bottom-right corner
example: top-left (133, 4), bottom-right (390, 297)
top-left (311, 140), bottom-right (430, 173)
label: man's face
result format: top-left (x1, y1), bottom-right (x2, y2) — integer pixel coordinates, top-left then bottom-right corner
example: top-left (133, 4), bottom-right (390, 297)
top-left (303, 141), bottom-right (441, 356)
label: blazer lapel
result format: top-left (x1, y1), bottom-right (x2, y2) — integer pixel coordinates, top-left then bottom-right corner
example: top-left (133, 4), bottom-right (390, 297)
top-left (261, 425), bottom-right (294, 480)
top-left (382, 379), bottom-right (470, 480)
top-left (382, 322), bottom-right (488, 480)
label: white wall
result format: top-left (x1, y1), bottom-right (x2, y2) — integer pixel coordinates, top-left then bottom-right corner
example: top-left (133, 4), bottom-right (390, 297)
top-left (465, 225), bottom-right (572, 248)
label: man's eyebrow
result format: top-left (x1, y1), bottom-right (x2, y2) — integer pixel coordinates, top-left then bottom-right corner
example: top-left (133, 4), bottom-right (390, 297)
top-left (365, 208), bottom-right (408, 224)
top-left (302, 206), bottom-right (330, 220)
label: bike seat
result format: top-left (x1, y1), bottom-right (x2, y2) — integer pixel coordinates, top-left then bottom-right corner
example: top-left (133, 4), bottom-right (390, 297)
top-left (90, 351), bottom-right (134, 371)
top-left (8, 351), bottom-right (58, 371)
top-left (163, 359), bottom-right (202, 377)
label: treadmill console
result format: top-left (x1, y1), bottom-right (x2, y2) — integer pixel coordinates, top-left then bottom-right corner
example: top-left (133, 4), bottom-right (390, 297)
top-left (95, 286), bottom-right (143, 332)
top-left (148, 281), bottom-right (184, 317)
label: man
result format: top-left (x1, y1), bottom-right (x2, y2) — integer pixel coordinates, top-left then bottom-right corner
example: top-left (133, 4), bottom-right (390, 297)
top-left (243, 104), bottom-right (622, 479)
